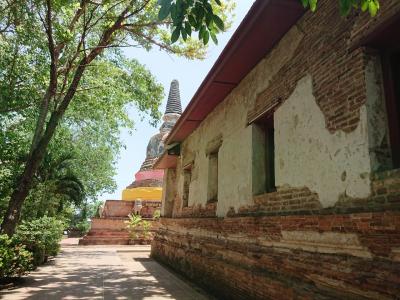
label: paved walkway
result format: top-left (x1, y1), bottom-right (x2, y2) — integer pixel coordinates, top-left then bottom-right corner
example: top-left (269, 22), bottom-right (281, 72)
top-left (0, 240), bottom-right (210, 300)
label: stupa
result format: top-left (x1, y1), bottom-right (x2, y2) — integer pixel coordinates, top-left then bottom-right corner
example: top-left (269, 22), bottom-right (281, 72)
top-left (79, 80), bottom-right (182, 245)
top-left (121, 79), bottom-right (182, 216)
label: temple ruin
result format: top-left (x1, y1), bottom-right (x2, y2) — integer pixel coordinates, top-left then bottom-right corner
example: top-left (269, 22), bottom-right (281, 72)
top-left (79, 80), bottom-right (182, 245)
top-left (152, 1), bottom-right (400, 298)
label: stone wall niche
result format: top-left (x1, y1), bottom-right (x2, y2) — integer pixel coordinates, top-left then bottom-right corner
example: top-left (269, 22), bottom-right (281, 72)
top-left (364, 51), bottom-right (392, 172)
top-left (161, 168), bottom-right (177, 217)
top-left (252, 124), bottom-right (267, 196)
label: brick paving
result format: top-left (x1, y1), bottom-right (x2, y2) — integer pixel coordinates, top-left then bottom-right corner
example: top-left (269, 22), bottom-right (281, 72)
top-left (0, 239), bottom-right (210, 300)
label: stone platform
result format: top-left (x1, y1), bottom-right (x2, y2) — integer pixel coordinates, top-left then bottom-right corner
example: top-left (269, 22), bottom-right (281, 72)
top-left (79, 217), bottom-right (130, 245)
top-left (79, 215), bottom-right (160, 245)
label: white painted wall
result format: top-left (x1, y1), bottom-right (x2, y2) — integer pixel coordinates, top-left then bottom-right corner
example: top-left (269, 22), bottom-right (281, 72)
top-left (274, 75), bottom-right (372, 207)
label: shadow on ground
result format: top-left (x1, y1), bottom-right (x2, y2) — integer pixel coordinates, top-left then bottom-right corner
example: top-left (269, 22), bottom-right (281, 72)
top-left (0, 246), bottom-right (209, 300)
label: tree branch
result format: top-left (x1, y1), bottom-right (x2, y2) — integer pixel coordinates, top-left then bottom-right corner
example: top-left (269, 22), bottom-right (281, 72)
top-left (56, 3), bottom-right (93, 104)
top-left (53, 1), bottom-right (134, 121)
top-left (55, 0), bottom-right (88, 54)
top-left (30, 0), bottom-right (58, 155)
top-left (122, 20), bottom-right (172, 28)
top-left (85, 0), bottom-right (126, 33)
top-left (126, 29), bottom-right (179, 54)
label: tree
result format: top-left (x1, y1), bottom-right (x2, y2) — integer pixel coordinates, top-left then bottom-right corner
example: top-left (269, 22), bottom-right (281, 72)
top-left (0, 50), bottom-right (164, 232)
top-left (158, 0), bottom-right (380, 44)
top-left (0, 0), bottom-right (233, 235)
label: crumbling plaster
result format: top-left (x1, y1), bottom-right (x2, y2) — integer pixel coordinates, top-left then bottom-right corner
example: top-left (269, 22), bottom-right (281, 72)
top-left (171, 23), bottom-right (386, 214)
top-left (161, 168), bottom-right (176, 217)
top-left (172, 26), bottom-right (305, 217)
top-left (176, 95), bottom-right (253, 217)
top-left (275, 75), bottom-right (372, 207)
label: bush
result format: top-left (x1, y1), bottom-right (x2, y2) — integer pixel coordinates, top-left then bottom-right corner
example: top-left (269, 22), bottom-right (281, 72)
top-left (15, 216), bottom-right (65, 266)
top-left (68, 221), bottom-right (90, 237)
top-left (0, 234), bottom-right (33, 279)
top-left (125, 214), bottom-right (151, 241)
top-left (125, 214), bottom-right (142, 240)
top-left (153, 209), bottom-right (161, 220)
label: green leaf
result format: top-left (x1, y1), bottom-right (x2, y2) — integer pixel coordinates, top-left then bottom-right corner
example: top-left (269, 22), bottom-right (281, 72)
top-left (309, 0), bottom-right (318, 12)
top-left (368, 0), bottom-right (379, 16)
top-left (158, 0), bottom-right (171, 20)
top-left (171, 3), bottom-right (178, 21)
top-left (210, 32), bottom-right (218, 45)
top-left (188, 14), bottom-right (196, 27)
top-left (171, 27), bottom-right (180, 43)
top-left (339, 0), bottom-right (352, 15)
top-left (213, 14), bottom-right (224, 31)
top-left (361, 0), bottom-right (368, 11)
top-left (214, 0), bottom-right (221, 5)
top-left (205, 12), bottom-right (212, 27)
top-left (185, 21), bottom-right (192, 36)
top-left (300, 0), bottom-right (309, 8)
top-left (181, 27), bottom-right (187, 40)
top-left (199, 25), bottom-right (206, 40)
top-left (197, 6), bottom-right (204, 21)
top-left (202, 30), bottom-right (210, 45)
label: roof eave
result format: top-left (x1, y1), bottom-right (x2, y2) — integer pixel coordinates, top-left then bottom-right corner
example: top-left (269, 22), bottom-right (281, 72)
top-left (166, 0), bottom-right (305, 145)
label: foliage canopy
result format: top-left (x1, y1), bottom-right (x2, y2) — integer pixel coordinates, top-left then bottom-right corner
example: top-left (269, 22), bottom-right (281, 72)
top-left (0, 0), bottom-right (233, 235)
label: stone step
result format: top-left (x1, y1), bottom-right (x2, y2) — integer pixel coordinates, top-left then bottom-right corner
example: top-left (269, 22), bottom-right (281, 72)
top-left (87, 230), bottom-right (129, 237)
top-left (79, 237), bottom-right (130, 245)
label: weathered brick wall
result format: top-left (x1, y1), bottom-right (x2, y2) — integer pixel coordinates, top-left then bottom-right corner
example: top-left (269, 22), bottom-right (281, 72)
top-left (153, 169), bottom-right (400, 298)
top-left (236, 169), bottom-right (400, 216)
top-left (89, 217), bottom-right (127, 230)
top-left (101, 200), bottom-right (135, 217)
top-left (170, 169), bottom-right (400, 218)
top-left (152, 209), bottom-right (400, 299)
top-left (249, 0), bottom-right (400, 134)
top-left (153, 0), bottom-right (400, 298)
top-left (127, 178), bottom-right (163, 188)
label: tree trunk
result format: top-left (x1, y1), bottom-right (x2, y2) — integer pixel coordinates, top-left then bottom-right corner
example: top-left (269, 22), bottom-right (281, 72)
top-left (1, 149), bottom-right (45, 236)
top-left (0, 60), bottom-right (89, 236)
top-left (0, 108), bottom-right (66, 236)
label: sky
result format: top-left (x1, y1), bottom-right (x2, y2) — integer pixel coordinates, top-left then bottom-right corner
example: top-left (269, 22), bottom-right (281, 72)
top-left (101, 1), bottom-right (255, 200)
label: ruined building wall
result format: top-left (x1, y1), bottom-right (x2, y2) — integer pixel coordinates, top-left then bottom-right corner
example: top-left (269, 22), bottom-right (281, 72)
top-left (153, 0), bottom-right (400, 298)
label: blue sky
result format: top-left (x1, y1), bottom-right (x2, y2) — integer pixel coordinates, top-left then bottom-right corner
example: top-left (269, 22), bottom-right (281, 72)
top-left (102, 1), bottom-right (255, 200)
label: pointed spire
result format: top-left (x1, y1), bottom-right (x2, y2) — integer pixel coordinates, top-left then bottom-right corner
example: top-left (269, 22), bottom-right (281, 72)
top-left (165, 79), bottom-right (182, 115)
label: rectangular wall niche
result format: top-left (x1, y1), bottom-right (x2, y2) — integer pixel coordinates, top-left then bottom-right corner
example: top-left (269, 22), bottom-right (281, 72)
top-left (365, 16), bottom-right (400, 170)
top-left (182, 164), bottom-right (192, 208)
top-left (382, 49), bottom-right (400, 169)
top-left (252, 114), bottom-right (276, 195)
top-left (207, 152), bottom-right (219, 203)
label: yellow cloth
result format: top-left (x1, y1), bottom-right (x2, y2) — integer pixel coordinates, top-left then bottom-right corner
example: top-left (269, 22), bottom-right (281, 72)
top-left (122, 187), bottom-right (162, 201)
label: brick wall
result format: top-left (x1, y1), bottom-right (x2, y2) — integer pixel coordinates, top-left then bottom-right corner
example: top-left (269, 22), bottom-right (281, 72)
top-left (248, 0), bottom-right (400, 134)
top-left (90, 217), bottom-right (127, 230)
top-left (101, 200), bottom-right (135, 217)
top-left (236, 169), bottom-right (400, 216)
top-left (127, 178), bottom-right (163, 188)
top-left (152, 210), bottom-right (400, 299)
top-left (152, 0), bottom-right (400, 298)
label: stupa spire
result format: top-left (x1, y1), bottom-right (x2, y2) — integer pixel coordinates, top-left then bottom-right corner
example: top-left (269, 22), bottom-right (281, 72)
top-left (165, 79), bottom-right (182, 115)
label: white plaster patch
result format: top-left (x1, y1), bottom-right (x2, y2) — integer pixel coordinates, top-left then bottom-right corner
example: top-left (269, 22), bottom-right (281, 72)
top-left (275, 75), bottom-right (372, 207)
top-left (266, 230), bottom-right (372, 259)
top-left (163, 224), bottom-right (372, 259)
